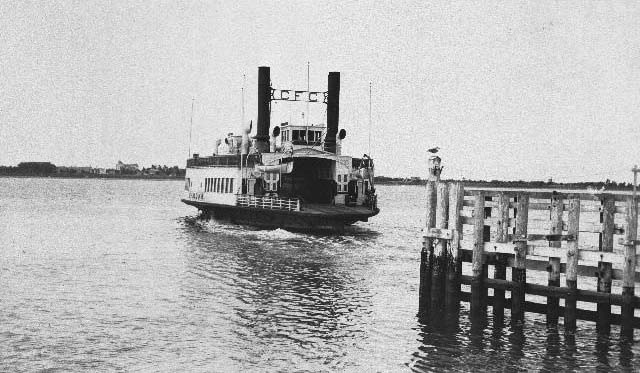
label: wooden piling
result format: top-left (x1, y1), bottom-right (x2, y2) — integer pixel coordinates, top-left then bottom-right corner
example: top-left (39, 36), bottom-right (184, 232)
top-left (597, 196), bottom-right (615, 333)
top-left (471, 192), bottom-right (486, 316)
top-left (445, 182), bottom-right (464, 308)
top-left (511, 193), bottom-right (529, 324)
top-left (431, 183), bottom-right (449, 309)
top-left (564, 196), bottom-right (581, 333)
top-left (493, 193), bottom-right (509, 323)
top-left (419, 180), bottom-right (438, 315)
top-left (621, 197), bottom-right (637, 339)
top-left (547, 193), bottom-right (563, 326)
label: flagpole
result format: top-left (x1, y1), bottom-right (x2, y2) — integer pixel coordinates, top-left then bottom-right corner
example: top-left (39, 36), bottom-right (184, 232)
top-left (368, 82), bottom-right (372, 157)
top-left (188, 97), bottom-right (194, 158)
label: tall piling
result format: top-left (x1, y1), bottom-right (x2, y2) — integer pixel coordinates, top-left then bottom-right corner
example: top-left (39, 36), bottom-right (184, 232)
top-left (493, 193), bottom-right (510, 324)
top-left (471, 192), bottom-right (486, 317)
top-left (445, 182), bottom-right (464, 309)
top-left (621, 196), bottom-right (637, 339)
top-left (511, 193), bottom-right (529, 324)
top-left (597, 196), bottom-right (615, 333)
top-left (430, 183), bottom-right (449, 309)
top-left (419, 156), bottom-right (442, 316)
top-left (564, 196), bottom-right (581, 333)
top-left (547, 193), bottom-right (563, 326)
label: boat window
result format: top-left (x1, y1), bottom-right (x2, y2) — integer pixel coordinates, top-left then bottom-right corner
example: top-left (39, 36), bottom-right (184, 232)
top-left (185, 178), bottom-right (190, 191)
top-left (230, 178), bottom-right (234, 193)
top-left (292, 130), bottom-right (299, 140)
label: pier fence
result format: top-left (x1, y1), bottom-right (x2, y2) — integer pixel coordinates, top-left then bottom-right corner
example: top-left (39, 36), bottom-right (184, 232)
top-left (419, 175), bottom-right (640, 338)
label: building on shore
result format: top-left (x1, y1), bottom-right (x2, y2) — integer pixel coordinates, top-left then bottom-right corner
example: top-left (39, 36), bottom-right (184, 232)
top-left (116, 161), bottom-right (140, 174)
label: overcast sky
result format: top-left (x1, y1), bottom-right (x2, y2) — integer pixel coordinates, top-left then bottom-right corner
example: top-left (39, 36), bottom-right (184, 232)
top-left (1, 1), bottom-right (638, 181)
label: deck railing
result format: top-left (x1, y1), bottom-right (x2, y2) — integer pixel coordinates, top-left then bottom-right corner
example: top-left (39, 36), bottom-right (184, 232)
top-left (235, 194), bottom-right (301, 211)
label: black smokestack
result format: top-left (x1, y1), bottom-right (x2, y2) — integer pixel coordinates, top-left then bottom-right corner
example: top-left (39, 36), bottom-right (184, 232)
top-left (323, 72), bottom-right (340, 153)
top-left (255, 66), bottom-right (271, 153)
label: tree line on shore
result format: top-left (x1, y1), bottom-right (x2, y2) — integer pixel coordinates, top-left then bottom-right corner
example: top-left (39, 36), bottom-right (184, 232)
top-left (1, 163), bottom-right (634, 190)
top-left (373, 175), bottom-right (636, 191)
top-left (0, 162), bottom-right (185, 178)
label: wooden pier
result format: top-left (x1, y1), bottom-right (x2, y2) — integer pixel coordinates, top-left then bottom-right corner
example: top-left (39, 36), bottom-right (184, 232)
top-left (419, 158), bottom-right (640, 339)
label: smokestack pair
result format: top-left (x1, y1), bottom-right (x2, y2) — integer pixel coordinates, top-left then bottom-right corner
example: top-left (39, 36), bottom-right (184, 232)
top-left (254, 66), bottom-right (340, 154)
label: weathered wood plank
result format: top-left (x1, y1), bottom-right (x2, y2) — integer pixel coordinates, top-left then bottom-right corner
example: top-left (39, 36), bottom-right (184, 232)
top-left (459, 248), bottom-right (640, 281)
top-left (419, 180), bottom-right (437, 315)
top-left (493, 193), bottom-right (509, 324)
top-left (548, 194), bottom-right (563, 326)
top-left (565, 195), bottom-right (581, 333)
top-left (462, 241), bottom-right (637, 269)
top-left (445, 182), bottom-right (464, 308)
top-left (430, 182), bottom-right (449, 309)
top-left (464, 187), bottom-right (639, 203)
top-left (621, 196), bottom-right (638, 339)
top-left (460, 275), bottom-right (640, 307)
top-left (512, 193), bottom-right (529, 324)
top-left (597, 196), bottom-right (615, 333)
top-left (471, 192), bottom-right (486, 316)
top-left (459, 216), bottom-right (624, 234)
top-left (458, 287), bottom-right (640, 327)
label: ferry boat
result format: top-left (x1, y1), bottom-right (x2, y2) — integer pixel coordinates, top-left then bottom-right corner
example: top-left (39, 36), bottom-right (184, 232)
top-left (181, 66), bottom-right (379, 231)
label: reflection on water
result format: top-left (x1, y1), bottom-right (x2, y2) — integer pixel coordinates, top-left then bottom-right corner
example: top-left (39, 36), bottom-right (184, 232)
top-left (177, 218), bottom-right (378, 371)
top-left (409, 305), bottom-right (637, 372)
top-left (2, 179), bottom-right (640, 371)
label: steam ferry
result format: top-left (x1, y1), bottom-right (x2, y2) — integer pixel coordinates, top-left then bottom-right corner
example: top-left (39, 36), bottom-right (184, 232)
top-left (181, 66), bottom-right (379, 231)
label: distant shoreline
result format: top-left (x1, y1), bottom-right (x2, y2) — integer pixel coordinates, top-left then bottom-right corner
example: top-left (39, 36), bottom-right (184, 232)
top-left (0, 174), bottom-right (184, 181)
top-left (375, 179), bottom-right (634, 191)
top-left (1, 174), bottom-right (633, 191)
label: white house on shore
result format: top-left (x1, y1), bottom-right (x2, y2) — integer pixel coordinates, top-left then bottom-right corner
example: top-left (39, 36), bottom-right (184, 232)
top-left (116, 161), bottom-right (139, 174)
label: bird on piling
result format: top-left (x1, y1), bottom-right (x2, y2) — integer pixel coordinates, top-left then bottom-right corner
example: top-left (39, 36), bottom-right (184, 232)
top-left (427, 147), bottom-right (440, 154)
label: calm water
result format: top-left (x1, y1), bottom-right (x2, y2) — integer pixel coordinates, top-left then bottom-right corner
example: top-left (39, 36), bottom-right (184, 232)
top-left (1, 178), bottom-right (639, 372)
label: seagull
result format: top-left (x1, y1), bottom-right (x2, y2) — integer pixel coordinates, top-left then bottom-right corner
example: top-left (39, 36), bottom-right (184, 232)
top-left (427, 147), bottom-right (440, 154)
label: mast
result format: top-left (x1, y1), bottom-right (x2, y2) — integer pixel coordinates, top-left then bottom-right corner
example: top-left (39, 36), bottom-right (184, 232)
top-left (306, 62), bottom-right (310, 144)
top-left (242, 74), bottom-right (246, 128)
top-left (368, 82), bottom-right (372, 157)
top-left (241, 75), bottom-right (245, 191)
top-left (188, 97), bottom-right (194, 158)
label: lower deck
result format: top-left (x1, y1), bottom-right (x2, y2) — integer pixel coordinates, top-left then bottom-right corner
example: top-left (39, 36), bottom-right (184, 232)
top-left (181, 198), bottom-right (379, 231)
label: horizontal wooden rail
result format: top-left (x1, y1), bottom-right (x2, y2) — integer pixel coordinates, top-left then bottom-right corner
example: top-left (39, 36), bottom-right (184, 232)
top-left (458, 248), bottom-right (640, 282)
top-left (458, 243), bottom-right (640, 268)
top-left (457, 290), bottom-right (640, 328)
top-left (460, 275), bottom-right (640, 307)
top-left (459, 216), bottom-right (625, 234)
top-left (462, 199), bottom-right (629, 214)
top-left (463, 187), bottom-right (640, 203)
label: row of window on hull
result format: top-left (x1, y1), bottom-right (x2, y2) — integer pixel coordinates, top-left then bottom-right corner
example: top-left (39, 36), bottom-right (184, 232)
top-left (205, 177), bottom-right (234, 194)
